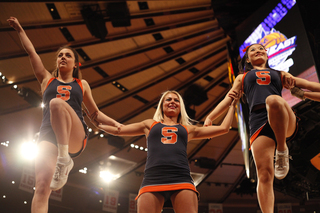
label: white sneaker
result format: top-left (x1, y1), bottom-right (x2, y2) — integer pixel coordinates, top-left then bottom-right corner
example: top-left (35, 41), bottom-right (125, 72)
top-left (274, 149), bottom-right (292, 180)
top-left (50, 156), bottom-right (74, 191)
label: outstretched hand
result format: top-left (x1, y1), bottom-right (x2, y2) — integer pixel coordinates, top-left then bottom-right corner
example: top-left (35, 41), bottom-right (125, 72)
top-left (283, 76), bottom-right (296, 90)
top-left (7, 17), bottom-right (22, 32)
top-left (115, 122), bottom-right (124, 134)
top-left (203, 90), bottom-right (240, 127)
top-left (229, 90), bottom-right (241, 106)
top-left (203, 117), bottom-right (212, 127)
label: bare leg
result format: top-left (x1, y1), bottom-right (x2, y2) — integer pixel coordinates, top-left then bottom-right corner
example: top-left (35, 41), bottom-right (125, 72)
top-left (251, 136), bottom-right (276, 213)
top-left (50, 98), bottom-right (85, 154)
top-left (31, 142), bottom-right (57, 213)
top-left (171, 190), bottom-right (198, 213)
top-left (266, 95), bottom-right (296, 151)
top-left (137, 192), bottom-right (164, 213)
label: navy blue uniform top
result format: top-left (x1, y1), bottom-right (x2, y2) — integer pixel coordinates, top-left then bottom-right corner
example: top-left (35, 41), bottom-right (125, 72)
top-left (243, 68), bottom-right (283, 112)
top-left (40, 78), bottom-right (85, 129)
top-left (145, 122), bottom-right (190, 172)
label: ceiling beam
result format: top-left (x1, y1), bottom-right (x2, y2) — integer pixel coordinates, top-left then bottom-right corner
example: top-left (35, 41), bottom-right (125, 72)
top-left (89, 28), bottom-right (223, 89)
top-left (97, 40), bottom-right (228, 109)
top-left (1, 14), bottom-right (215, 60)
top-left (0, 4), bottom-right (212, 32)
top-left (0, 25), bottom-right (221, 90)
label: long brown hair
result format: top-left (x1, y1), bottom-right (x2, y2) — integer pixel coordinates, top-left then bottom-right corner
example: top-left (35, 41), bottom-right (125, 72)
top-left (238, 43), bottom-right (271, 74)
top-left (52, 46), bottom-right (82, 79)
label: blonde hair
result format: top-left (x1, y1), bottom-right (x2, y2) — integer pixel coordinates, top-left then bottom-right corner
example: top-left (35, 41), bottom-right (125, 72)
top-left (153, 90), bottom-right (193, 126)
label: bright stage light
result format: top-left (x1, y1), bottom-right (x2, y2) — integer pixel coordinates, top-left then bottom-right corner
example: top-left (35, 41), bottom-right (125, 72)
top-left (99, 171), bottom-right (119, 183)
top-left (21, 141), bottom-right (38, 160)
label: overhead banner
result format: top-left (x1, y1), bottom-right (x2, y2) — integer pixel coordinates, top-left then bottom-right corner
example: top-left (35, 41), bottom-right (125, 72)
top-left (208, 203), bottom-right (223, 213)
top-left (103, 189), bottom-right (119, 212)
top-left (128, 193), bottom-right (137, 213)
top-left (277, 203), bottom-right (292, 213)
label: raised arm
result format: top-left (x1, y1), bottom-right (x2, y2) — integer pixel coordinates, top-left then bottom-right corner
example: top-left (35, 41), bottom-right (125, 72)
top-left (98, 119), bottom-right (154, 137)
top-left (204, 74), bottom-right (243, 126)
top-left (189, 90), bottom-right (239, 140)
top-left (7, 17), bottom-right (51, 84)
top-left (82, 80), bottom-right (122, 128)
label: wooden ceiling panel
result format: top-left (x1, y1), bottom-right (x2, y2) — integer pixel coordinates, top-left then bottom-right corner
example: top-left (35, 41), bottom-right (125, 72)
top-left (169, 30), bottom-right (223, 52)
top-left (125, 18), bottom-right (149, 32)
top-left (81, 67), bottom-right (104, 84)
top-left (25, 28), bottom-right (66, 48)
top-left (152, 10), bottom-right (213, 26)
top-left (146, 0), bottom-right (211, 11)
top-left (100, 53), bottom-right (152, 77)
top-left (0, 3), bottom-right (53, 24)
top-left (91, 84), bottom-right (123, 105)
top-left (0, 32), bottom-right (23, 56)
top-left (0, 57), bottom-right (35, 80)
top-left (124, 108), bottom-right (157, 124)
top-left (67, 24), bottom-right (94, 41)
top-left (105, 21), bottom-right (128, 35)
top-left (158, 60), bottom-right (182, 73)
top-left (100, 96), bottom-right (145, 121)
top-left (161, 20), bottom-right (218, 40)
top-left (118, 66), bottom-right (165, 90)
top-left (143, 48), bottom-right (167, 61)
top-left (81, 38), bottom-right (138, 61)
top-left (171, 70), bottom-right (194, 83)
top-left (132, 34), bottom-right (158, 47)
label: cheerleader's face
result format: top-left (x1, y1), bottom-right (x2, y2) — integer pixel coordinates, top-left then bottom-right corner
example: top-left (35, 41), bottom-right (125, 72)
top-left (246, 44), bottom-right (268, 67)
top-left (57, 48), bottom-right (77, 72)
top-left (162, 93), bottom-right (181, 117)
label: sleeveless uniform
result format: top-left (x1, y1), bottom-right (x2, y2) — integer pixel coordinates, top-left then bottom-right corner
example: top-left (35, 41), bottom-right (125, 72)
top-left (38, 77), bottom-right (89, 158)
top-left (242, 69), bottom-right (298, 145)
top-left (136, 122), bottom-right (199, 204)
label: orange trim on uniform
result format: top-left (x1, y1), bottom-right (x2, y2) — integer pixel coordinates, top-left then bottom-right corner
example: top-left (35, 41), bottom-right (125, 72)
top-left (150, 121), bottom-right (159, 130)
top-left (135, 183), bottom-right (198, 200)
top-left (44, 78), bottom-right (55, 92)
top-left (180, 124), bottom-right (189, 134)
top-left (75, 78), bottom-right (84, 96)
top-left (250, 123), bottom-right (267, 147)
top-left (242, 72), bottom-right (248, 92)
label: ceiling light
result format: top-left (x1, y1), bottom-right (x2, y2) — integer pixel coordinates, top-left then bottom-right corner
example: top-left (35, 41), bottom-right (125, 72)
top-left (21, 141), bottom-right (38, 160)
top-left (100, 171), bottom-right (118, 183)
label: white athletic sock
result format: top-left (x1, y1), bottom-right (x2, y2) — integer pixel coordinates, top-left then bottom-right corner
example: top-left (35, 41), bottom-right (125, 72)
top-left (57, 144), bottom-right (69, 159)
